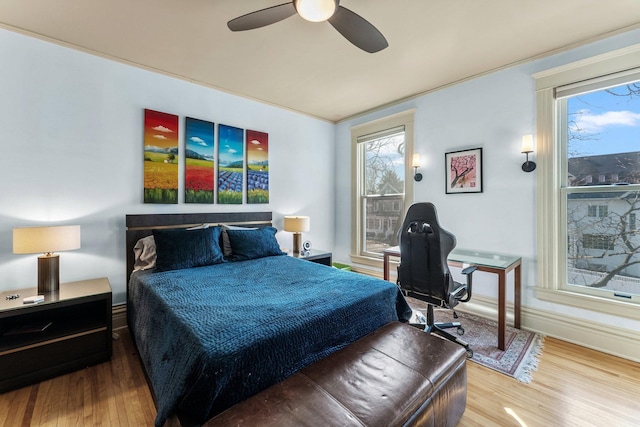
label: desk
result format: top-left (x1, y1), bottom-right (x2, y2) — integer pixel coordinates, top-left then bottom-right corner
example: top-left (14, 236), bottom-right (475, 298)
top-left (383, 246), bottom-right (521, 351)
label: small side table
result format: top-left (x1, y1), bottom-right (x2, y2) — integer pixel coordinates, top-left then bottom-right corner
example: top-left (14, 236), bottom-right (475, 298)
top-left (0, 277), bottom-right (112, 393)
top-left (290, 249), bottom-right (332, 266)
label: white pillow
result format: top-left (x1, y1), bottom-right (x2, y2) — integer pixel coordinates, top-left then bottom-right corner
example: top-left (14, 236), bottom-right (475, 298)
top-left (186, 223), bottom-right (210, 230)
top-left (133, 235), bottom-right (156, 271)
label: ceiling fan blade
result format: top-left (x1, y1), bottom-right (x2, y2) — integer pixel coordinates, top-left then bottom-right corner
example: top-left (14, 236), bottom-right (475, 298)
top-left (228, 3), bottom-right (297, 31)
top-left (328, 6), bottom-right (388, 53)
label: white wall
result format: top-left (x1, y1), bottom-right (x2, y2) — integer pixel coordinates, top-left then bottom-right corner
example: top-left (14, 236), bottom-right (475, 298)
top-left (334, 29), bottom-right (640, 356)
top-left (0, 28), bottom-right (335, 305)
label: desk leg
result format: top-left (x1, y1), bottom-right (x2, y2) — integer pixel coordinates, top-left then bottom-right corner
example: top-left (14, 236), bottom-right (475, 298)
top-left (498, 272), bottom-right (506, 351)
top-left (383, 253), bottom-right (390, 281)
top-left (514, 263), bottom-right (521, 329)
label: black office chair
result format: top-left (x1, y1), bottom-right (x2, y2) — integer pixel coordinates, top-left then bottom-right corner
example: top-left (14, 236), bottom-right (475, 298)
top-left (397, 202), bottom-right (476, 357)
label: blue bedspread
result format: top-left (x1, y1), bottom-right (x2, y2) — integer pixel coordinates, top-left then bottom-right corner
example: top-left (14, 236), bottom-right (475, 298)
top-left (129, 255), bottom-right (412, 426)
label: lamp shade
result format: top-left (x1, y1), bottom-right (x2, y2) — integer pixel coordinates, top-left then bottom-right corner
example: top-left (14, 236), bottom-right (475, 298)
top-left (521, 134), bottom-right (534, 153)
top-left (13, 225), bottom-right (81, 254)
top-left (283, 216), bottom-right (310, 233)
top-left (294, 0), bottom-right (337, 22)
top-left (412, 153), bottom-right (421, 168)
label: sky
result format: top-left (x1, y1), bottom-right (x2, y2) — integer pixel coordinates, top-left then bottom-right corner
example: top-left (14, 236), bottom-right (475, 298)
top-left (246, 129), bottom-right (268, 163)
top-left (568, 81), bottom-right (640, 157)
top-left (218, 124), bottom-right (244, 166)
top-left (185, 117), bottom-right (214, 159)
top-left (144, 109), bottom-right (178, 149)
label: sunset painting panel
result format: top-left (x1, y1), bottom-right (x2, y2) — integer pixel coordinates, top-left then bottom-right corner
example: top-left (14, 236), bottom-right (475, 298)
top-left (185, 117), bottom-right (215, 203)
top-left (246, 130), bottom-right (269, 204)
top-left (144, 109), bottom-right (179, 203)
top-left (218, 124), bottom-right (244, 204)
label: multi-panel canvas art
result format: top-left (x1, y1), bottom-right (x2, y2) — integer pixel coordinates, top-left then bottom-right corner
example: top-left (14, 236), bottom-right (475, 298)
top-left (185, 117), bottom-right (215, 203)
top-left (218, 124), bottom-right (244, 204)
top-left (143, 109), bottom-right (179, 204)
top-left (246, 130), bottom-right (269, 204)
top-left (142, 109), bottom-right (271, 205)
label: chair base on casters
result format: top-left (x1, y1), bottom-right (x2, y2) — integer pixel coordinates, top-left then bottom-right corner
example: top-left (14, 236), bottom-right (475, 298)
top-left (415, 305), bottom-right (474, 358)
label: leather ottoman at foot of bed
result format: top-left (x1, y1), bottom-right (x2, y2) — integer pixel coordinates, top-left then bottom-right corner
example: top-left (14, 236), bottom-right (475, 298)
top-left (204, 321), bottom-right (467, 427)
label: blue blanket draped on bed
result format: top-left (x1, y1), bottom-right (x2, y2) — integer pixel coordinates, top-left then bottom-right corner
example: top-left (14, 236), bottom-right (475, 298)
top-left (129, 255), bottom-right (412, 426)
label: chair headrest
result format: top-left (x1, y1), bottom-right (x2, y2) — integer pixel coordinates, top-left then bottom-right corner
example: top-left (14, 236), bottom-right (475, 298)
top-left (407, 221), bottom-right (433, 235)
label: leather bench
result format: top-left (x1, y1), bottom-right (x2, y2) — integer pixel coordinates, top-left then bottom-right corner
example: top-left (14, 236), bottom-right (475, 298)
top-left (204, 321), bottom-right (467, 427)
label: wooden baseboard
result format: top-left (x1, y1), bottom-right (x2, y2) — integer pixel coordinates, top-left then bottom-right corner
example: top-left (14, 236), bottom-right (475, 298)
top-left (460, 295), bottom-right (640, 363)
top-left (112, 304), bottom-right (127, 330)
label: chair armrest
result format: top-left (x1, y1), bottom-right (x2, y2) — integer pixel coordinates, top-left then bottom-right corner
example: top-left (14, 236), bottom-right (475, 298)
top-left (459, 265), bottom-right (476, 303)
top-left (461, 265), bottom-right (477, 275)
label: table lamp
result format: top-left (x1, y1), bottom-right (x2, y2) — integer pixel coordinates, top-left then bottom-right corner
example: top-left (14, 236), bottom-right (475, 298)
top-left (283, 216), bottom-right (310, 255)
top-left (13, 225), bottom-right (81, 293)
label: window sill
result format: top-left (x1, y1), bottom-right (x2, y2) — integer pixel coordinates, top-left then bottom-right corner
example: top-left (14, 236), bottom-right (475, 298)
top-left (349, 253), bottom-right (382, 268)
top-left (535, 287), bottom-right (640, 321)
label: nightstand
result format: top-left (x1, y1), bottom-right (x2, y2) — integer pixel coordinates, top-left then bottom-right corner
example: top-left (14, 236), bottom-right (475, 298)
top-left (0, 277), bottom-right (112, 393)
top-left (291, 249), bottom-right (333, 266)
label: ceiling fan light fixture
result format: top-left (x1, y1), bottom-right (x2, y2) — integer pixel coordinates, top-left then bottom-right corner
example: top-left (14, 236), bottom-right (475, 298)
top-left (294, 0), bottom-right (338, 22)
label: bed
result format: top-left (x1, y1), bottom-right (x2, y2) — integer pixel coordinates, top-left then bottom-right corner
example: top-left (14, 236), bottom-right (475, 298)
top-left (125, 212), bottom-right (412, 426)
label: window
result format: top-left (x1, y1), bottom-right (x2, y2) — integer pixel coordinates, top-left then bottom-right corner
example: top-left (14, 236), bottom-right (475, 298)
top-left (360, 128), bottom-right (404, 257)
top-left (582, 234), bottom-right (615, 250)
top-left (351, 110), bottom-right (415, 266)
top-left (561, 79), bottom-right (640, 298)
top-left (587, 205), bottom-right (608, 218)
top-left (535, 46), bottom-right (640, 315)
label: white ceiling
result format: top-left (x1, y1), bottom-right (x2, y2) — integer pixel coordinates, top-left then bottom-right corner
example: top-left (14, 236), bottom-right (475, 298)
top-left (2, 0), bottom-right (640, 122)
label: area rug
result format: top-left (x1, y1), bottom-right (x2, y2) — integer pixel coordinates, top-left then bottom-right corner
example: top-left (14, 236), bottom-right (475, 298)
top-left (406, 298), bottom-right (544, 383)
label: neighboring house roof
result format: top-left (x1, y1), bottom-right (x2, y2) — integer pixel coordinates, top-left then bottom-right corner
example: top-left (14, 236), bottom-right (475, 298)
top-left (378, 182), bottom-right (403, 195)
top-left (568, 151), bottom-right (640, 186)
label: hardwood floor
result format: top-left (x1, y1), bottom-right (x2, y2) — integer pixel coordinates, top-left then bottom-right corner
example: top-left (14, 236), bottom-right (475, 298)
top-left (460, 337), bottom-right (640, 427)
top-left (1, 328), bottom-right (639, 426)
top-left (0, 328), bottom-right (155, 426)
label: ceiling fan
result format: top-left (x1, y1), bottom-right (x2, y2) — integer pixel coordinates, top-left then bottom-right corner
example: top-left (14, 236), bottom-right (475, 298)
top-left (227, 0), bottom-right (388, 53)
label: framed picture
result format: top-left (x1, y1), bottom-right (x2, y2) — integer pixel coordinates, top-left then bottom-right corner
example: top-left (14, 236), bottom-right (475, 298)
top-left (445, 148), bottom-right (483, 194)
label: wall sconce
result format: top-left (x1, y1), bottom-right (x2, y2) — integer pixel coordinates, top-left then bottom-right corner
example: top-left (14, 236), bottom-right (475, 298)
top-left (283, 216), bottom-right (310, 255)
top-left (521, 134), bottom-right (536, 172)
top-left (412, 153), bottom-right (423, 181)
top-left (13, 225), bottom-right (81, 293)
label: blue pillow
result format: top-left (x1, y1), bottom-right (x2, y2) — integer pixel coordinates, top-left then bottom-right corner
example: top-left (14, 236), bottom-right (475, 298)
top-left (226, 226), bottom-right (286, 261)
top-left (153, 226), bottom-right (224, 271)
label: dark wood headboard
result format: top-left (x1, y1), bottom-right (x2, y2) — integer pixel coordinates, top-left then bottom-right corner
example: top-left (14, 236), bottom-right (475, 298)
top-left (125, 211), bottom-right (273, 286)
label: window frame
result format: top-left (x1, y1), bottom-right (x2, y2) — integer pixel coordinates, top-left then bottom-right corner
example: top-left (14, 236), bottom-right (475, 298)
top-left (350, 109), bottom-right (415, 267)
top-left (534, 44), bottom-right (640, 319)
